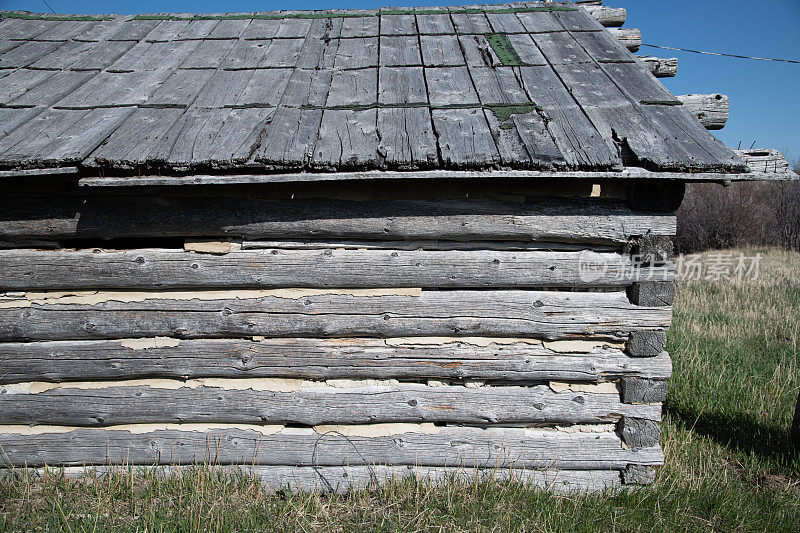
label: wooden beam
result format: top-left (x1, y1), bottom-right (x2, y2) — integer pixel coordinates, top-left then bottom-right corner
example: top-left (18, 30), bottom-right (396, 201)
top-left (608, 28), bottom-right (641, 52)
top-left (0, 166), bottom-right (78, 179)
top-left (0, 338), bottom-right (673, 384)
top-left (0, 425), bottom-right (664, 469)
top-left (636, 56), bottom-right (678, 78)
top-left (676, 94), bottom-right (729, 130)
top-left (0, 248), bottom-right (673, 290)
top-left (72, 168), bottom-right (791, 189)
top-left (0, 289), bottom-right (672, 342)
top-left (0, 382), bottom-right (661, 427)
top-left (0, 195), bottom-right (677, 245)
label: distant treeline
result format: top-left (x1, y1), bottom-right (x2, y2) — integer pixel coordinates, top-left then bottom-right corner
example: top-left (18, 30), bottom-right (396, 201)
top-left (675, 157), bottom-right (800, 253)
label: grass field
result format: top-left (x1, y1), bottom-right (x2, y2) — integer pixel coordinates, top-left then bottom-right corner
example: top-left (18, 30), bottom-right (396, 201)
top-left (1, 248), bottom-right (799, 532)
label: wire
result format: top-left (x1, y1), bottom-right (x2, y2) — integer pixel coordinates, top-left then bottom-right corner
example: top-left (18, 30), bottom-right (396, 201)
top-left (41, 0), bottom-right (56, 14)
top-left (642, 43), bottom-right (800, 64)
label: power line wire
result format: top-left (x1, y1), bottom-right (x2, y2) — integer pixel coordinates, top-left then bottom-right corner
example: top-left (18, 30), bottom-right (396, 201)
top-left (642, 43), bottom-right (800, 64)
top-left (41, 0), bottom-right (56, 14)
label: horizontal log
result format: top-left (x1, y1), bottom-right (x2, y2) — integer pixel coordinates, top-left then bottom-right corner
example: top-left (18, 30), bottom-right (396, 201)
top-left (0, 338), bottom-right (673, 384)
top-left (0, 248), bottom-right (673, 290)
top-left (608, 28), bottom-right (641, 52)
top-left (241, 240), bottom-right (621, 252)
top-left (0, 289), bottom-right (672, 342)
top-left (71, 166), bottom-right (792, 187)
top-left (0, 195), bottom-right (676, 245)
top-left (735, 149), bottom-right (793, 174)
top-left (0, 465), bottom-right (622, 493)
top-left (676, 94), bottom-right (729, 130)
top-left (0, 425), bottom-right (664, 469)
top-left (0, 382), bottom-right (660, 427)
top-left (0, 166), bottom-right (78, 179)
top-left (584, 6), bottom-right (626, 27)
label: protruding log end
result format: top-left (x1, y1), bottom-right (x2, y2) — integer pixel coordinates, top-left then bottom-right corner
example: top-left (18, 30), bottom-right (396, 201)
top-left (620, 417), bottom-right (661, 449)
top-left (677, 94), bottom-right (730, 130)
top-left (627, 330), bottom-right (667, 358)
top-left (628, 281), bottom-right (676, 307)
top-left (585, 6), bottom-right (627, 27)
top-left (636, 56), bottom-right (678, 78)
top-left (608, 28), bottom-right (641, 52)
top-left (621, 378), bottom-right (669, 404)
top-left (621, 464), bottom-right (657, 485)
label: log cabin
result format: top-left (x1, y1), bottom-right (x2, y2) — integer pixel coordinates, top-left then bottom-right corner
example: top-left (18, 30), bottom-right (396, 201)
top-left (0, 1), bottom-right (795, 492)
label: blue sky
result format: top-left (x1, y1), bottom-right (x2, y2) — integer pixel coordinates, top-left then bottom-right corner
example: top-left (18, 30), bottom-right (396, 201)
top-left (2, 0), bottom-right (798, 159)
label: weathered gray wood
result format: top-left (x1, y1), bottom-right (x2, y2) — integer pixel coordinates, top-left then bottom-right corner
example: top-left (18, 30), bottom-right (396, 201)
top-left (420, 35), bottom-right (465, 66)
top-left (584, 6), bottom-right (626, 27)
top-left (0, 289), bottom-right (672, 342)
top-left (425, 66), bottom-right (479, 106)
top-left (0, 383), bottom-right (660, 427)
top-left (607, 28), bottom-right (641, 52)
top-left (517, 65), bottom-right (621, 170)
top-left (626, 330), bottom-right (667, 358)
top-left (10, 71), bottom-right (98, 108)
top-left (600, 61), bottom-right (678, 104)
top-left (735, 149), bottom-right (793, 174)
top-left (621, 464), bottom-right (656, 485)
top-left (432, 108), bottom-right (500, 167)
top-left (333, 37), bottom-right (378, 69)
top-left (0, 338), bottom-right (673, 384)
top-left (239, 240), bottom-right (617, 252)
top-left (377, 107), bottom-right (439, 168)
top-left (621, 378), bottom-right (668, 405)
top-left (0, 426), bottom-right (664, 469)
top-left (450, 12), bottom-right (492, 34)
top-left (0, 248), bottom-right (669, 290)
top-left (619, 418), bottom-right (661, 449)
top-left (84, 107), bottom-right (185, 168)
top-left (636, 56), bottom-right (678, 78)
top-left (75, 167), bottom-right (794, 188)
top-left (0, 41), bottom-right (60, 68)
top-left (416, 13), bottom-right (455, 35)
top-left (0, 465), bottom-right (621, 493)
top-left (627, 281), bottom-right (675, 307)
top-left (676, 94), bottom-right (729, 130)
top-left (0, 166), bottom-right (78, 179)
top-left (380, 35), bottom-right (421, 66)
top-left (312, 109), bottom-right (378, 169)
top-left (378, 66), bottom-right (427, 104)
top-left (0, 195), bottom-right (676, 244)
top-left (380, 14), bottom-right (416, 35)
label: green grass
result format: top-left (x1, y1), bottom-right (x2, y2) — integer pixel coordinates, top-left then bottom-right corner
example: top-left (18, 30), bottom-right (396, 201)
top-left (1, 248), bottom-right (799, 531)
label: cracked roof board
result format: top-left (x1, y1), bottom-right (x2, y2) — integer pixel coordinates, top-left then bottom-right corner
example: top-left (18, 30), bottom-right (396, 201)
top-left (0, 1), bottom-right (752, 178)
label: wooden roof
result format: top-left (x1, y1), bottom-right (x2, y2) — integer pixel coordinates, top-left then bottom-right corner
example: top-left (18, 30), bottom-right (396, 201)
top-left (0, 2), bottom-right (751, 180)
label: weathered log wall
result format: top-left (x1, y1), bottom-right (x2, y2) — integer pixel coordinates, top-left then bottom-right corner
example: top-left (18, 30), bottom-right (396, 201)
top-left (0, 178), bottom-right (676, 492)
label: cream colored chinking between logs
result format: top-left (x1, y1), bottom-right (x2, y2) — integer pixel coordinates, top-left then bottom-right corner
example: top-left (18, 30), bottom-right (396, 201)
top-left (0, 1), bottom-right (795, 492)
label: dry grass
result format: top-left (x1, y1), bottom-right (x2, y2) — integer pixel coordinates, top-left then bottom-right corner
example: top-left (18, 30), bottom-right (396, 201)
top-left (1, 248), bottom-right (799, 531)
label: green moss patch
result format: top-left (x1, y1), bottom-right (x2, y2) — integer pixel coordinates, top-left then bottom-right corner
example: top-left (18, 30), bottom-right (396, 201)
top-left (485, 34), bottom-right (527, 66)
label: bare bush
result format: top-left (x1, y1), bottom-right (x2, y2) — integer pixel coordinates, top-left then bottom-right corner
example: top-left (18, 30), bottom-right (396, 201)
top-left (675, 157), bottom-right (800, 253)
